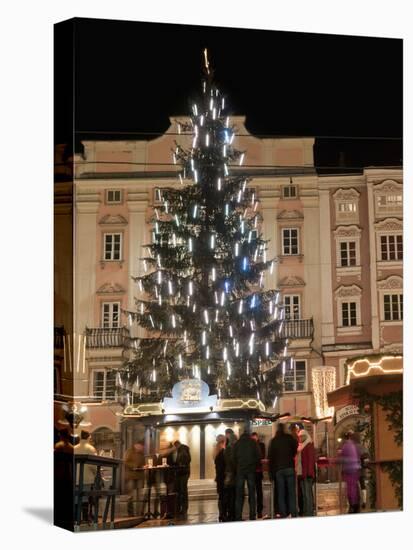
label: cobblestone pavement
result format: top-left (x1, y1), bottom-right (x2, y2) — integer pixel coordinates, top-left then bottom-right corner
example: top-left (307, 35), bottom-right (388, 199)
top-left (135, 483), bottom-right (354, 529)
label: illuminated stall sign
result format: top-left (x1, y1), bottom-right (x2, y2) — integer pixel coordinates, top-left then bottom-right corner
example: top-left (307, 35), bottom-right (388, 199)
top-left (163, 379), bottom-right (217, 413)
top-left (252, 418), bottom-right (272, 426)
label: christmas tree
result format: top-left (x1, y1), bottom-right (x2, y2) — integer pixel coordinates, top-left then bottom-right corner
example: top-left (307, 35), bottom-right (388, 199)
top-left (120, 50), bottom-right (289, 408)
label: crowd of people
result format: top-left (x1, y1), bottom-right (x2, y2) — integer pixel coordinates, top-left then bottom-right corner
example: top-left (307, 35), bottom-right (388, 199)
top-left (54, 422), bottom-right (369, 525)
top-left (214, 423), bottom-right (316, 521)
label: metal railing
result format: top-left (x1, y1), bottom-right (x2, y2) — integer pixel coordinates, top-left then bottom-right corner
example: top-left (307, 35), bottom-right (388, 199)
top-left (280, 318), bottom-right (314, 339)
top-left (86, 327), bottom-right (129, 348)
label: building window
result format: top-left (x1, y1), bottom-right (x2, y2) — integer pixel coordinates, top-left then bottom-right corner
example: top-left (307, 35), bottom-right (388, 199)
top-left (282, 185), bottom-right (297, 199)
top-left (102, 302), bottom-right (121, 328)
top-left (333, 188), bottom-right (360, 224)
top-left (284, 295), bottom-right (301, 320)
top-left (340, 241), bottom-right (357, 266)
top-left (106, 189), bottom-right (122, 204)
top-left (92, 370), bottom-right (117, 401)
top-left (380, 234), bottom-right (403, 261)
top-left (383, 294), bottom-right (403, 321)
top-left (282, 228), bottom-right (299, 255)
top-left (284, 359), bottom-right (307, 392)
top-left (377, 194), bottom-right (402, 208)
top-left (341, 301), bottom-right (357, 326)
top-left (338, 201), bottom-right (357, 214)
top-left (104, 233), bottom-right (122, 261)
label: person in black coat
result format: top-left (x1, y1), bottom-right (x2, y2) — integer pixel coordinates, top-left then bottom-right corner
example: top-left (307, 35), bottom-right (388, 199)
top-left (268, 423), bottom-right (299, 518)
top-left (174, 440), bottom-right (191, 519)
top-left (251, 432), bottom-right (266, 518)
top-left (214, 435), bottom-right (226, 521)
top-left (233, 431), bottom-right (261, 521)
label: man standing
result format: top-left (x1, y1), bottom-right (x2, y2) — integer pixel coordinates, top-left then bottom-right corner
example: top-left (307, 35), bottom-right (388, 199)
top-left (233, 430), bottom-right (261, 521)
top-left (174, 440), bottom-right (191, 519)
top-left (124, 440), bottom-right (145, 517)
top-left (268, 423), bottom-right (299, 518)
top-left (251, 432), bottom-right (265, 518)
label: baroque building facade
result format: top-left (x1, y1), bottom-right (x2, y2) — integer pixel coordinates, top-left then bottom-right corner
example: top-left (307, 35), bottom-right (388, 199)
top-left (54, 117), bottom-right (403, 467)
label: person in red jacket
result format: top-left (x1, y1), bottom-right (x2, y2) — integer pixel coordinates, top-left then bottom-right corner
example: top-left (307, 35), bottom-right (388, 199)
top-left (297, 428), bottom-right (316, 516)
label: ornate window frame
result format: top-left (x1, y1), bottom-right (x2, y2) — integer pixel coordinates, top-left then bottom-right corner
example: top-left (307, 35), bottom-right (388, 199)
top-left (333, 225), bottom-right (362, 279)
top-left (374, 218), bottom-right (403, 267)
top-left (377, 275), bottom-right (403, 325)
top-left (373, 180), bottom-right (403, 218)
top-left (334, 284), bottom-right (362, 335)
top-left (333, 188), bottom-right (360, 225)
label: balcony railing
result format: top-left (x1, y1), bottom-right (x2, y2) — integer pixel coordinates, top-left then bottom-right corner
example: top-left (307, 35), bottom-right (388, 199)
top-left (86, 327), bottom-right (129, 348)
top-left (280, 318), bottom-right (314, 339)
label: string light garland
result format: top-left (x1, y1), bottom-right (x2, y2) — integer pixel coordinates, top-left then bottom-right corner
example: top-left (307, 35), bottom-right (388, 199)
top-left (120, 50), bottom-right (288, 406)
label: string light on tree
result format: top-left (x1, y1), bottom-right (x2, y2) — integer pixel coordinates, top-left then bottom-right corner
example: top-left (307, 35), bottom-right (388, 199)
top-left (121, 48), bottom-right (288, 407)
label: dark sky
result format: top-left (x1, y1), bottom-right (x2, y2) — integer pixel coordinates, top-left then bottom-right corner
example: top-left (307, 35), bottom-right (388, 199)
top-left (55, 18), bottom-right (403, 170)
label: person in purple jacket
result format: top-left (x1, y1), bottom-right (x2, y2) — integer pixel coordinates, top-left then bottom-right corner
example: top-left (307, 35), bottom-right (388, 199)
top-left (338, 431), bottom-right (362, 513)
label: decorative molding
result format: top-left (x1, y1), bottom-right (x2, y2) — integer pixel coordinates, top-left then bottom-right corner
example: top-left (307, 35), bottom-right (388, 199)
top-left (373, 179), bottom-right (403, 192)
top-left (333, 225), bottom-right (362, 238)
top-left (332, 187), bottom-right (360, 201)
top-left (336, 266), bottom-right (362, 282)
top-left (334, 284), bottom-right (362, 299)
top-left (278, 275), bottom-right (306, 288)
top-left (381, 343), bottom-right (403, 355)
top-left (377, 275), bottom-right (403, 291)
top-left (374, 217), bottom-right (403, 232)
top-left (98, 214), bottom-right (128, 226)
top-left (96, 282), bottom-right (126, 295)
top-left (277, 209), bottom-right (304, 220)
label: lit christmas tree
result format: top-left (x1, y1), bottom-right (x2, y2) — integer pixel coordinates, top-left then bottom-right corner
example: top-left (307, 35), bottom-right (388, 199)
top-left (120, 50), bottom-right (289, 408)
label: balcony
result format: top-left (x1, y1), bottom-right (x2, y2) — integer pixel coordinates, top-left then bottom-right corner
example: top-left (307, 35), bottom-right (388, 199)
top-left (281, 318), bottom-right (314, 339)
top-left (86, 327), bottom-right (129, 348)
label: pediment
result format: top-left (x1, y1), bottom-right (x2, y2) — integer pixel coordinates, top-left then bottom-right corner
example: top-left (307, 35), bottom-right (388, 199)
top-left (374, 217), bottom-right (403, 232)
top-left (96, 282), bottom-right (126, 294)
top-left (333, 225), bottom-right (361, 237)
top-left (373, 179), bottom-right (403, 192)
top-left (377, 275), bottom-right (403, 291)
top-left (332, 187), bottom-right (360, 201)
top-left (98, 214), bottom-right (128, 226)
top-left (334, 284), bottom-right (362, 299)
top-left (277, 209), bottom-right (303, 220)
top-left (278, 275), bottom-right (305, 288)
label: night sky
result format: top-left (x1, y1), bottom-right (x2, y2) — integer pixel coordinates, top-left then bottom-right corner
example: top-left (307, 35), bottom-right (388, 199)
top-left (55, 18), bottom-right (403, 170)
